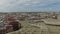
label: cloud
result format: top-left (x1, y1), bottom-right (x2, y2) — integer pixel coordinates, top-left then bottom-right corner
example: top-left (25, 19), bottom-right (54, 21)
top-left (0, 0), bottom-right (60, 12)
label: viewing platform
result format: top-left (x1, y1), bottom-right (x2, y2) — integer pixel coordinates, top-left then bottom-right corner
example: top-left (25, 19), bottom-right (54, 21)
top-left (43, 18), bottom-right (60, 26)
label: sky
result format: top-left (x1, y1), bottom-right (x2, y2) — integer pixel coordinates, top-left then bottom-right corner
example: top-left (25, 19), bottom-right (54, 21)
top-left (0, 0), bottom-right (60, 12)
